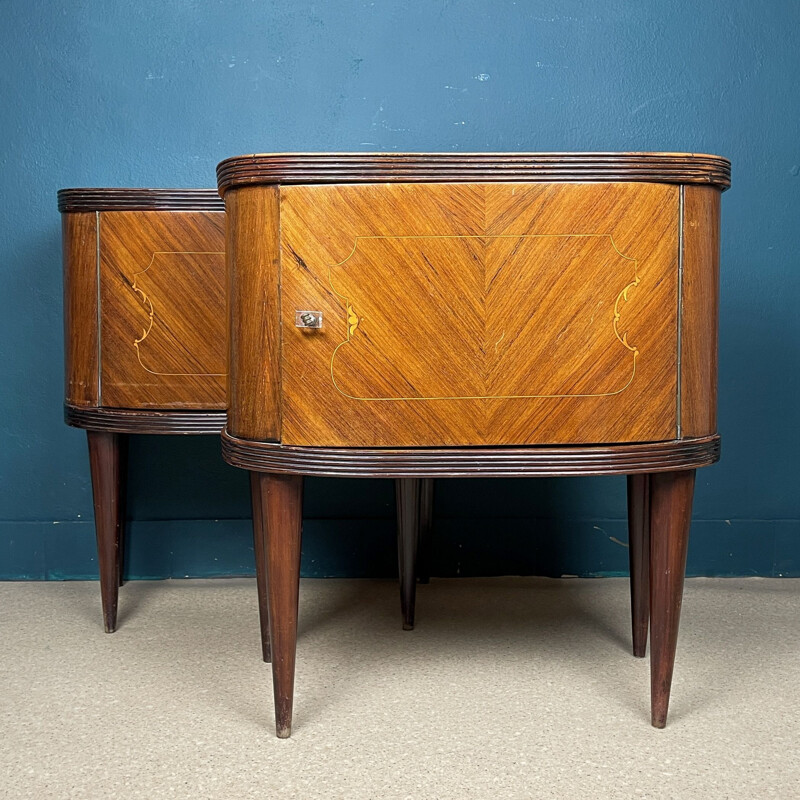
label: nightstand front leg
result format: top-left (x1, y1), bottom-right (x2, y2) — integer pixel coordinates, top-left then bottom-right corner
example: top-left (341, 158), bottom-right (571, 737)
top-left (87, 430), bottom-right (127, 633)
top-left (627, 474), bottom-right (651, 658)
top-left (649, 469), bottom-right (695, 728)
top-left (396, 478), bottom-right (421, 630)
top-left (250, 472), bottom-right (271, 663)
top-left (256, 472), bottom-right (304, 738)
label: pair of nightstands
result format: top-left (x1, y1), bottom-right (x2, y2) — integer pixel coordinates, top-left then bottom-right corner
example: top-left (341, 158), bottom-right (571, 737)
top-left (61, 151), bottom-right (729, 737)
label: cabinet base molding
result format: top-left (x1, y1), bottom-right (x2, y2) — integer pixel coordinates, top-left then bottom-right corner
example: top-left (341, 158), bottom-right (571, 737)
top-left (65, 404), bottom-right (226, 435)
top-left (222, 430), bottom-right (720, 478)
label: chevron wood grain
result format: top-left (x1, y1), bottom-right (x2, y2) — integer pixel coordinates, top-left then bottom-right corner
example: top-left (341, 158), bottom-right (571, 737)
top-left (280, 182), bottom-right (678, 446)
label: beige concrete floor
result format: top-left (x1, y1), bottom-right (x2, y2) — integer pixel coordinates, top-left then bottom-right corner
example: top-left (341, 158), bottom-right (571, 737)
top-left (1, 577), bottom-right (799, 799)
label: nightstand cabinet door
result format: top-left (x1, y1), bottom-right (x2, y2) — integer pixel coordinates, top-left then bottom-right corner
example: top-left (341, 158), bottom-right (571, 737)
top-left (280, 182), bottom-right (680, 447)
top-left (98, 211), bottom-right (227, 409)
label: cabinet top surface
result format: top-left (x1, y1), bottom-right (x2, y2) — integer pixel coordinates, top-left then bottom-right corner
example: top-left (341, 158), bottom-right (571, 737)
top-left (216, 151), bottom-right (731, 193)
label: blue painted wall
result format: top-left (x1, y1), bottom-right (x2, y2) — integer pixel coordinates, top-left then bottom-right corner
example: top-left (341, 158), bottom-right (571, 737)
top-left (1, 1), bottom-right (797, 580)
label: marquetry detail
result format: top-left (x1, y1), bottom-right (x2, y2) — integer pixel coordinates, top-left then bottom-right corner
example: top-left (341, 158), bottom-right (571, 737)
top-left (99, 211), bottom-right (227, 408)
top-left (130, 251), bottom-right (226, 377)
top-left (280, 181), bottom-right (679, 447)
top-left (327, 233), bottom-right (640, 402)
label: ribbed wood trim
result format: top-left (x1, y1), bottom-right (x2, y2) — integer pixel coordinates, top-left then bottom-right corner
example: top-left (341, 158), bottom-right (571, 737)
top-left (65, 405), bottom-right (226, 434)
top-left (217, 152), bottom-right (731, 193)
top-left (58, 189), bottom-right (224, 212)
top-left (222, 431), bottom-right (721, 478)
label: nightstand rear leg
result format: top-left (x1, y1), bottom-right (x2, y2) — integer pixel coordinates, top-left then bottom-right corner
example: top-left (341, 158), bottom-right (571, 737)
top-left (250, 471), bottom-right (271, 663)
top-left (417, 479), bottom-right (435, 584)
top-left (117, 434), bottom-right (128, 587)
top-left (87, 430), bottom-right (125, 633)
top-left (627, 474), bottom-right (650, 657)
top-left (396, 478), bottom-right (421, 630)
top-left (256, 471), bottom-right (304, 738)
top-left (649, 469), bottom-right (695, 728)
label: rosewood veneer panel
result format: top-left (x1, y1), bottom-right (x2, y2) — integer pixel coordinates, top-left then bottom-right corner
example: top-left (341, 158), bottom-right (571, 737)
top-left (280, 182), bottom-right (679, 446)
top-left (680, 186), bottom-right (721, 437)
top-left (63, 212), bottom-right (100, 407)
top-left (99, 211), bottom-right (226, 409)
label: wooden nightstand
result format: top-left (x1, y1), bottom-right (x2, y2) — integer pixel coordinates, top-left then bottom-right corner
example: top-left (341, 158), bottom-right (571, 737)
top-left (217, 152), bottom-right (730, 737)
top-left (59, 188), bottom-right (430, 659)
top-left (59, 189), bottom-right (228, 632)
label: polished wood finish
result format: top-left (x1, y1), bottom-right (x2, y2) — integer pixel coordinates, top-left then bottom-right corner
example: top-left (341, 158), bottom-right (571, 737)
top-left (649, 469), bottom-right (695, 728)
top-left (65, 404), bottom-right (226, 435)
top-left (222, 431), bottom-right (720, 478)
top-left (61, 191), bottom-right (228, 636)
top-left (250, 471), bottom-right (271, 662)
top-left (219, 152), bottom-right (728, 735)
top-left (58, 188), bottom-right (224, 212)
top-left (395, 479), bottom-right (420, 630)
top-left (217, 152), bottom-right (731, 192)
top-left (61, 192), bottom-right (227, 412)
top-left (417, 479), bottom-right (435, 584)
top-left (99, 210), bottom-right (226, 408)
top-left (62, 189), bottom-right (420, 648)
top-left (681, 186), bottom-right (721, 437)
top-left (63, 212), bottom-right (99, 406)
top-left (225, 187), bottom-right (282, 441)
top-left (627, 474), bottom-right (650, 658)
top-left (254, 472), bottom-right (304, 739)
top-left (87, 430), bottom-right (126, 633)
top-left (280, 182), bottom-right (678, 446)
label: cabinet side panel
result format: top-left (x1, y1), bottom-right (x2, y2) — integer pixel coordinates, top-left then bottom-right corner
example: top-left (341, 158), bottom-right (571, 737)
top-left (681, 186), bottom-right (720, 437)
top-left (63, 211), bottom-right (99, 406)
top-left (226, 187), bottom-right (281, 440)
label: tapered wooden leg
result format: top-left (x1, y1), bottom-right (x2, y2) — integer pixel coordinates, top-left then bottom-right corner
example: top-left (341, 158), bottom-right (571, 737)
top-left (250, 471), bottom-right (271, 663)
top-left (627, 474), bottom-right (650, 658)
top-left (87, 430), bottom-right (126, 633)
top-left (117, 435), bottom-right (128, 587)
top-left (396, 478), bottom-right (420, 631)
top-left (417, 478), bottom-right (435, 584)
top-left (256, 472), bottom-right (303, 739)
top-left (649, 469), bottom-right (695, 728)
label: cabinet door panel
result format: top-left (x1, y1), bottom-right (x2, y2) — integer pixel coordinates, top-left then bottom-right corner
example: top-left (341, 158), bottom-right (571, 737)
top-left (280, 183), bottom-right (678, 447)
top-left (99, 211), bottom-right (226, 408)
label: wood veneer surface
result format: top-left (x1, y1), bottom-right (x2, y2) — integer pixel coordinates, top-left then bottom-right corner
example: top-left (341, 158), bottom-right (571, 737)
top-left (680, 186), bottom-right (720, 437)
top-left (63, 212), bottom-right (99, 406)
top-left (280, 182), bottom-right (679, 447)
top-left (98, 210), bottom-right (226, 409)
top-left (225, 187), bottom-right (282, 441)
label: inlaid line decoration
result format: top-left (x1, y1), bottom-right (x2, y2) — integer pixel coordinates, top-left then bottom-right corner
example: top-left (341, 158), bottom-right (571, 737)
top-left (131, 251), bottom-right (227, 377)
top-left (327, 234), bottom-right (640, 401)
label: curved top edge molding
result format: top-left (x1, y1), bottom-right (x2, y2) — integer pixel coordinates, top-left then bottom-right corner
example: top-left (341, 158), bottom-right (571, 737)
top-left (216, 152), bottom-right (731, 193)
top-left (57, 188), bottom-right (225, 212)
